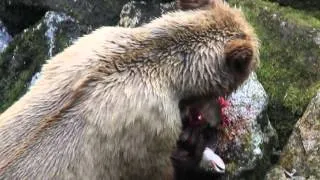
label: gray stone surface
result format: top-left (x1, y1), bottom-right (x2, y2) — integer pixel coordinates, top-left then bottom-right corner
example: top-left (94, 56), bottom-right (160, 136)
top-left (214, 73), bottom-right (278, 179)
top-left (29, 11), bottom-right (87, 87)
top-left (0, 11), bottom-right (89, 111)
top-left (0, 0), bottom-right (130, 29)
top-left (266, 90), bottom-right (320, 179)
top-left (0, 20), bottom-right (12, 53)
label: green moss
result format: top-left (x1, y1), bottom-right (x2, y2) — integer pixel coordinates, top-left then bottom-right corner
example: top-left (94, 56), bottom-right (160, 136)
top-left (54, 32), bottom-right (71, 53)
top-left (233, 0), bottom-right (320, 28)
top-left (228, 0), bottom-right (320, 148)
top-left (0, 25), bottom-right (48, 112)
top-left (242, 132), bottom-right (253, 153)
top-left (284, 83), bottom-right (320, 114)
top-left (0, 13), bottom-right (88, 113)
top-left (53, 21), bottom-right (81, 54)
top-left (280, 149), bottom-right (295, 169)
top-left (226, 161), bottom-right (239, 173)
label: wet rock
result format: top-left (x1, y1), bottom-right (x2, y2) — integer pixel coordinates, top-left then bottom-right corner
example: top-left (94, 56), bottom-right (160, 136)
top-left (28, 11), bottom-right (91, 86)
top-left (0, 11), bottom-right (89, 112)
top-left (0, 0), bottom-right (131, 30)
top-left (0, 1), bottom-right (47, 36)
top-left (0, 20), bottom-right (12, 53)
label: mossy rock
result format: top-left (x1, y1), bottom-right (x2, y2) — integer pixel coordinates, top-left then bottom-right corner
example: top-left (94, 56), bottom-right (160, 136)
top-left (228, 0), bottom-right (320, 148)
top-left (266, 90), bottom-right (320, 179)
top-left (0, 24), bottom-right (47, 111)
top-left (0, 20), bottom-right (12, 52)
top-left (211, 74), bottom-right (278, 180)
top-left (0, 11), bottom-right (89, 112)
top-left (0, 0), bottom-right (131, 30)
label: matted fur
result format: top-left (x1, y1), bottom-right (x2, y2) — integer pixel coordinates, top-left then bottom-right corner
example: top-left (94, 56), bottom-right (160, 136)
top-left (0, 1), bottom-right (259, 179)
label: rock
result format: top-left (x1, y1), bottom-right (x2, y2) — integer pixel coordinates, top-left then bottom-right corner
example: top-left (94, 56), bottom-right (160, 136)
top-left (119, 1), bottom-right (159, 28)
top-left (213, 73), bottom-right (278, 179)
top-left (313, 32), bottom-right (320, 47)
top-left (0, 20), bottom-right (12, 53)
top-left (29, 11), bottom-right (90, 86)
top-left (119, 0), bottom-right (175, 28)
top-left (265, 165), bottom-right (287, 180)
top-left (265, 90), bottom-right (320, 179)
top-left (0, 0), bottom-right (130, 32)
top-left (0, 11), bottom-right (89, 112)
top-left (228, 0), bottom-right (320, 150)
top-left (0, 1), bottom-right (47, 36)
top-left (259, 5), bottom-right (320, 147)
top-left (0, 0), bottom-right (175, 35)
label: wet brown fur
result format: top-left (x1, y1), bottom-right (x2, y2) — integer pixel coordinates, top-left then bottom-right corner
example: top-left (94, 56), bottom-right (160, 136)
top-left (0, 1), bottom-right (259, 179)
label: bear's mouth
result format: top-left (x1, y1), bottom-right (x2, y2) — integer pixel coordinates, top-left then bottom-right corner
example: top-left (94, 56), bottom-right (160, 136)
top-left (171, 96), bottom-right (229, 171)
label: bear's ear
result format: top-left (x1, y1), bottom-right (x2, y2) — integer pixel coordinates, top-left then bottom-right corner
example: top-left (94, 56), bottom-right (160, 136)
top-left (177, 0), bottom-right (217, 10)
top-left (224, 39), bottom-right (253, 76)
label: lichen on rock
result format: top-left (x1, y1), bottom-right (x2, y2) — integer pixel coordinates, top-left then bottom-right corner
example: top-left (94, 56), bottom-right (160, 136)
top-left (0, 20), bottom-right (12, 53)
top-left (213, 73), bottom-right (278, 179)
top-left (266, 90), bottom-right (320, 179)
top-left (0, 0), bottom-right (130, 29)
top-left (28, 11), bottom-right (88, 87)
top-left (228, 0), bottom-right (320, 150)
top-left (0, 11), bottom-right (89, 112)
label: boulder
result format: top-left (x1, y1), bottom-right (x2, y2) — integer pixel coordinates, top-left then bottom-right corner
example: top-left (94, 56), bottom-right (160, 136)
top-left (0, 11), bottom-right (89, 112)
top-left (0, 20), bottom-right (12, 53)
top-left (266, 90), bottom-right (320, 179)
top-left (214, 73), bottom-right (278, 179)
top-left (0, 0), bottom-right (130, 32)
top-left (227, 0), bottom-right (320, 150)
